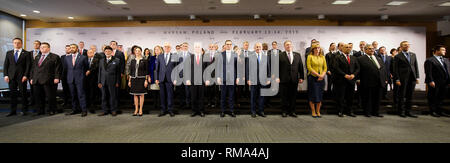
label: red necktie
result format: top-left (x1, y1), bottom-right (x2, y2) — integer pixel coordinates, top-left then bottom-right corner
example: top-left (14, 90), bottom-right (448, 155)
top-left (38, 55), bottom-right (45, 67)
top-left (196, 55), bottom-right (200, 65)
top-left (346, 54), bottom-right (350, 64)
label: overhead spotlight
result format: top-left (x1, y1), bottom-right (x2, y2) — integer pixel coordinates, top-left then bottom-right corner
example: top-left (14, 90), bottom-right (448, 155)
top-left (318, 14), bottom-right (325, 20)
top-left (127, 15), bottom-right (134, 21)
top-left (254, 14), bottom-right (260, 19)
top-left (190, 14), bottom-right (196, 20)
top-left (381, 15), bottom-right (389, 20)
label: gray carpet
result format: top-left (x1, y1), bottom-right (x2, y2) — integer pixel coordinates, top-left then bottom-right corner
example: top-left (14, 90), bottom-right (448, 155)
top-left (0, 112), bottom-right (449, 143)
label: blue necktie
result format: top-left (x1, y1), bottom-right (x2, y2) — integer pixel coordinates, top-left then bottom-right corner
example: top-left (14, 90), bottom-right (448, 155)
top-left (440, 57), bottom-right (448, 79)
top-left (14, 50), bottom-right (18, 62)
top-left (405, 52), bottom-right (411, 63)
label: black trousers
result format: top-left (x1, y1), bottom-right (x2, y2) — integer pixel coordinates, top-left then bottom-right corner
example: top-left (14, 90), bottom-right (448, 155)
top-left (61, 78), bottom-right (71, 105)
top-left (190, 85), bottom-right (204, 113)
top-left (33, 83), bottom-right (57, 113)
top-left (326, 74), bottom-right (333, 94)
top-left (397, 77), bottom-right (416, 114)
top-left (280, 82), bottom-right (298, 114)
top-left (8, 79), bottom-right (28, 112)
top-left (84, 76), bottom-right (99, 109)
top-left (427, 83), bottom-right (448, 113)
top-left (361, 85), bottom-right (382, 115)
top-left (334, 81), bottom-right (355, 114)
top-left (205, 85), bottom-right (219, 106)
top-left (101, 84), bottom-right (117, 113)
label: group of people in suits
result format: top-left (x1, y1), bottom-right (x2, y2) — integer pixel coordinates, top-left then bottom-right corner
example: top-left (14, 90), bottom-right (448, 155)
top-left (3, 37), bottom-right (449, 118)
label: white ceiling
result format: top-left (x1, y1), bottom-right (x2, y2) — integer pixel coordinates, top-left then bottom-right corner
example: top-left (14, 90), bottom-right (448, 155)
top-left (1, 0), bottom-right (450, 22)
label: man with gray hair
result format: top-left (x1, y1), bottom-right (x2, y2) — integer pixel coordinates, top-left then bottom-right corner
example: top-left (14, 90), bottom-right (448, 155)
top-left (246, 43), bottom-right (270, 118)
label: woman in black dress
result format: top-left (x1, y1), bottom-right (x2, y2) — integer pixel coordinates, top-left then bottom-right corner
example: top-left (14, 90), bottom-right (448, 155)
top-left (128, 46), bottom-right (149, 116)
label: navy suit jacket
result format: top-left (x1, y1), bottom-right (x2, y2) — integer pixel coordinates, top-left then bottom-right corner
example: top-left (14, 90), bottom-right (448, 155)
top-left (218, 51), bottom-right (237, 85)
top-left (156, 53), bottom-right (177, 83)
top-left (65, 53), bottom-right (88, 84)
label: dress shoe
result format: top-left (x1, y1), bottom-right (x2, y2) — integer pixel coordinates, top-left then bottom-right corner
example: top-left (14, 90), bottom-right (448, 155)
top-left (289, 113), bottom-right (297, 118)
top-left (399, 113), bottom-right (407, 118)
top-left (282, 112), bottom-right (287, 117)
top-left (348, 113), bottom-right (356, 117)
top-left (89, 110), bottom-right (96, 114)
top-left (430, 112), bottom-right (440, 117)
top-left (365, 114), bottom-right (371, 118)
top-left (81, 112), bottom-right (88, 117)
top-left (6, 112), bottom-right (17, 117)
top-left (169, 112), bottom-right (175, 117)
top-left (200, 112), bottom-right (205, 117)
top-left (133, 113), bottom-right (138, 116)
top-left (317, 115), bottom-right (322, 118)
top-left (230, 112), bottom-right (236, 117)
top-left (338, 112), bottom-right (344, 117)
top-left (251, 113), bottom-right (256, 118)
top-left (98, 112), bottom-right (109, 116)
top-left (258, 112), bottom-right (266, 117)
top-left (439, 112), bottom-right (450, 117)
top-left (405, 113), bottom-right (418, 118)
top-left (191, 112), bottom-right (197, 117)
top-left (158, 112), bottom-right (166, 117)
top-left (373, 114), bottom-right (384, 118)
top-left (20, 112), bottom-right (28, 116)
top-left (48, 112), bottom-right (55, 116)
top-left (220, 112), bottom-right (225, 117)
top-left (66, 111), bottom-right (80, 115)
top-left (111, 111), bottom-right (117, 116)
top-left (139, 113), bottom-right (143, 117)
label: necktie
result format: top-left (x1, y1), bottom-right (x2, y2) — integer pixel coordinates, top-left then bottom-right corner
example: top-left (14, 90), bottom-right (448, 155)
top-left (440, 57), bottom-right (448, 74)
top-left (80, 50), bottom-right (83, 55)
top-left (34, 50), bottom-right (39, 59)
top-left (227, 52), bottom-right (230, 63)
top-left (258, 53), bottom-right (261, 63)
top-left (210, 52), bottom-right (214, 61)
top-left (346, 54), bottom-right (351, 64)
top-left (369, 55), bottom-right (379, 69)
top-left (72, 54), bottom-right (76, 66)
top-left (38, 54), bottom-right (45, 67)
top-left (89, 58), bottom-right (92, 68)
top-left (287, 52), bottom-right (292, 64)
top-left (196, 55), bottom-right (200, 65)
top-left (405, 52), bottom-right (411, 63)
top-left (165, 54), bottom-right (169, 65)
top-left (14, 50), bottom-right (19, 62)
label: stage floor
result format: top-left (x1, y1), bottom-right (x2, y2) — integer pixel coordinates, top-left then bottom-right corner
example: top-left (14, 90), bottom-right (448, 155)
top-left (0, 111), bottom-right (449, 143)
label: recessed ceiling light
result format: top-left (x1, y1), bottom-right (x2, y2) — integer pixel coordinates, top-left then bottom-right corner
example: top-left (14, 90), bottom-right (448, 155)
top-left (278, 0), bottom-right (296, 5)
top-left (20, 14), bottom-right (26, 17)
top-left (438, 2), bottom-right (450, 6)
top-left (221, 0), bottom-right (239, 4)
top-left (163, 0), bottom-right (182, 4)
top-left (33, 10), bottom-right (40, 13)
top-left (386, 1), bottom-right (408, 6)
top-left (108, 0), bottom-right (127, 5)
top-left (332, 0), bottom-right (352, 5)
top-left (68, 17), bottom-right (74, 19)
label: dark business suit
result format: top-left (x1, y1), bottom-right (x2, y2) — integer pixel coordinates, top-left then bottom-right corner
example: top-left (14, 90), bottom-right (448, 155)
top-left (29, 49), bottom-right (41, 106)
top-left (279, 51), bottom-right (304, 115)
top-left (113, 50), bottom-right (125, 108)
top-left (358, 55), bottom-right (387, 116)
top-left (98, 57), bottom-right (121, 113)
top-left (3, 49), bottom-right (32, 114)
top-left (156, 53), bottom-right (177, 113)
top-left (392, 51), bottom-right (419, 115)
top-left (332, 52), bottom-right (360, 115)
top-left (218, 51), bottom-right (238, 113)
top-left (60, 54), bottom-right (73, 107)
top-left (424, 56), bottom-right (449, 115)
top-left (79, 49), bottom-right (88, 56)
top-left (353, 51), bottom-right (365, 58)
top-left (189, 54), bottom-right (207, 113)
top-left (325, 51), bottom-right (336, 93)
top-left (65, 53), bottom-right (89, 112)
top-left (177, 51), bottom-right (192, 108)
top-left (246, 51), bottom-right (271, 114)
top-left (378, 54), bottom-right (392, 98)
top-left (30, 53), bottom-right (61, 114)
top-left (85, 55), bottom-right (100, 111)
top-left (204, 51), bottom-right (219, 108)
top-left (236, 50), bottom-right (251, 105)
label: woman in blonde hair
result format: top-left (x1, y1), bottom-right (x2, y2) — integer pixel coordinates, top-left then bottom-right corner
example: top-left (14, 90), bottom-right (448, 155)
top-left (306, 43), bottom-right (327, 118)
top-left (148, 46), bottom-right (163, 111)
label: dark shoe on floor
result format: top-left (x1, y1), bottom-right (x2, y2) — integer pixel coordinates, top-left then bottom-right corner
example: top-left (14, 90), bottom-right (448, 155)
top-left (282, 112), bottom-right (287, 117)
top-left (200, 112), bottom-right (205, 117)
top-left (439, 112), bottom-right (450, 117)
top-left (406, 113), bottom-right (418, 118)
top-left (251, 113), bottom-right (256, 118)
top-left (98, 112), bottom-right (109, 116)
top-left (289, 113), bottom-right (297, 118)
top-left (191, 112), bottom-right (197, 117)
top-left (373, 114), bottom-right (384, 118)
top-left (66, 111), bottom-right (80, 116)
top-left (220, 112), bottom-right (225, 117)
top-left (430, 112), bottom-right (440, 117)
top-left (169, 112), bottom-right (175, 117)
top-left (81, 112), bottom-right (87, 117)
top-left (6, 112), bottom-right (17, 117)
top-left (111, 111), bottom-right (117, 116)
top-left (348, 113), bottom-right (356, 117)
top-left (258, 112), bottom-right (266, 117)
top-left (338, 112), bottom-right (344, 117)
top-left (230, 112), bottom-right (236, 117)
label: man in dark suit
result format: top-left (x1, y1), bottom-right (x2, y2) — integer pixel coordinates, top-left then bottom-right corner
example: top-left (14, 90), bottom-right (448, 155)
top-left (65, 44), bottom-right (89, 117)
top-left (29, 40), bottom-right (41, 107)
top-left (357, 44), bottom-right (387, 117)
top-left (3, 38), bottom-right (31, 117)
top-left (393, 41), bottom-right (420, 118)
top-left (332, 43), bottom-right (360, 117)
top-left (325, 42), bottom-right (338, 94)
top-left (78, 41), bottom-right (88, 56)
top-left (97, 46), bottom-right (121, 116)
top-left (265, 41), bottom-right (282, 107)
top-left (188, 43), bottom-right (207, 117)
top-left (217, 40), bottom-right (238, 117)
top-left (30, 42), bottom-right (61, 116)
top-left (110, 41), bottom-right (125, 109)
top-left (61, 45), bottom-right (73, 108)
top-left (424, 45), bottom-right (450, 117)
top-left (236, 41), bottom-right (251, 108)
top-left (247, 43), bottom-right (271, 118)
top-left (177, 42), bottom-right (192, 109)
top-left (156, 42), bottom-right (177, 117)
top-left (378, 46), bottom-right (392, 99)
top-left (353, 41), bottom-right (367, 57)
top-left (278, 40), bottom-right (304, 118)
top-left (85, 49), bottom-right (100, 113)
top-left (204, 44), bottom-right (220, 109)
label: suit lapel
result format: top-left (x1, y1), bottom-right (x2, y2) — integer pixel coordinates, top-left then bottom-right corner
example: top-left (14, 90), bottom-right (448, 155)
top-left (15, 51), bottom-right (26, 64)
top-left (431, 56), bottom-right (446, 72)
